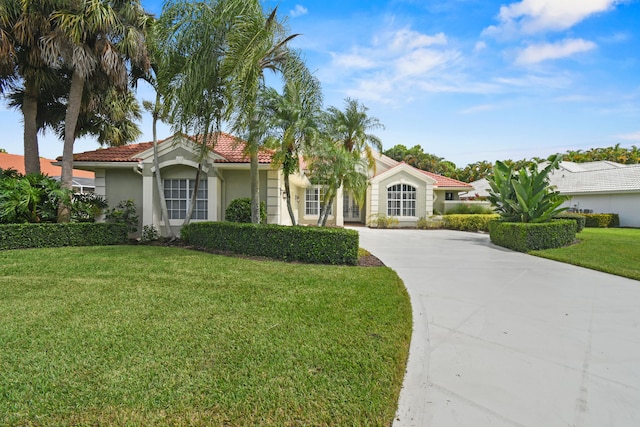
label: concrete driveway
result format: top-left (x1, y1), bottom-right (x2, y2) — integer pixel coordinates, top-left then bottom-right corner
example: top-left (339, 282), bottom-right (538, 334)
top-left (356, 228), bottom-right (640, 427)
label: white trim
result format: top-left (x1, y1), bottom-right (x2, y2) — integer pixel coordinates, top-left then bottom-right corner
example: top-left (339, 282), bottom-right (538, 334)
top-left (151, 158), bottom-right (210, 173)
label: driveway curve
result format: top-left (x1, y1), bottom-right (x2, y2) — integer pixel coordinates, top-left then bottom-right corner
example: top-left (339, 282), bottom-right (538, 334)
top-left (356, 228), bottom-right (640, 427)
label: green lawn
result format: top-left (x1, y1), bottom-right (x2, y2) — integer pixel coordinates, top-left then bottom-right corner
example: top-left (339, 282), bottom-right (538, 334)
top-left (531, 228), bottom-right (640, 281)
top-left (0, 246), bottom-right (411, 426)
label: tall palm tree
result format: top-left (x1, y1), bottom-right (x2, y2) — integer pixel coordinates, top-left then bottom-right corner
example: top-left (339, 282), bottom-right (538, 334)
top-left (40, 0), bottom-right (150, 221)
top-left (263, 56), bottom-right (322, 225)
top-left (224, 3), bottom-right (299, 223)
top-left (0, 0), bottom-right (59, 174)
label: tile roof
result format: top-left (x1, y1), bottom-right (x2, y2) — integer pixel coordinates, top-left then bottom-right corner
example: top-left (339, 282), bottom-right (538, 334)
top-left (71, 133), bottom-right (274, 164)
top-left (549, 164), bottom-right (640, 193)
top-left (375, 153), bottom-right (472, 188)
top-left (0, 152), bottom-right (94, 178)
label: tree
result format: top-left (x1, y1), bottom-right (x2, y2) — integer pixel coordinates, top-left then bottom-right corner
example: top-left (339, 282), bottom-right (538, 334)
top-left (263, 56), bottom-right (322, 225)
top-left (0, 0), bottom-right (61, 174)
top-left (224, 4), bottom-right (299, 223)
top-left (40, 0), bottom-right (150, 221)
top-left (487, 155), bottom-right (568, 223)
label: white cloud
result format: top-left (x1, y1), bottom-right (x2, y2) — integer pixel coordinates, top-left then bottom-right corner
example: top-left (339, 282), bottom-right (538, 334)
top-left (617, 131), bottom-right (640, 141)
top-left (483, 0), bottom-right (622, 36)
top-left (515, 38), bottom-right (597, 64)
top-left (289, 5), bottom-right (308, 18)
top-left (389, 29), bottom-right (447, 51)
top-left (474, 41), bottom-right (487, 52)
top-left (460, 104), bottom-right (500, 114)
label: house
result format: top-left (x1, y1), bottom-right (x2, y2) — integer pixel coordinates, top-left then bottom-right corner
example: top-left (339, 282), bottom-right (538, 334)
top-left (464, 161), bottom-right (640, 227)
top-left (69, 133), bottom-right (472, 235)
top-left (0, 152), bottom-right (95, 193)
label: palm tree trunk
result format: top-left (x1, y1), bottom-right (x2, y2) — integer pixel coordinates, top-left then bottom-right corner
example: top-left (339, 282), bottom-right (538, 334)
top-left (284, 174), bottom-right (296, 225)
top-left (183, 163), bottom-right (202, 227)
top-left (22, 82), bottom-right (40, 175)
top-left (152, 95), bottom-right (175, 239)
top-left (58, 71), bottom-right (84, 222)
top-left (250, 151), bottom-right (260, 223)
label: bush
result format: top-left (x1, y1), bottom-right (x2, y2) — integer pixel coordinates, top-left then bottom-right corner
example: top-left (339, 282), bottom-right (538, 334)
top-left (0, 223), bottom-right (128, 250)
top-left (225, 198), bottom-right (267, 223)
top-left (488, 220), bottom-right (577, 252)
top-left (444, 204), bottom-right (494, 215)
top-left (416, 216), bottom-right (443, 229)
top-left (554, 213), bottom-right (586, 233)
top-left (367, 213), bottom-right (398, 229)
top-left (105, 200), bottom-right (139, 233)
top-left (181, 222), bottom-right (359, 265)
top-left (583, 213), bottom-right (619, 228)
top-left (443, 214), bottom-right (500, 232)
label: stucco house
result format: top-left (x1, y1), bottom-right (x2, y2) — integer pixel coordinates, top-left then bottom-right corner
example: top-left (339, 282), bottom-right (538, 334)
top-left (69, 133), bottom-right (471, 235)
top-left (464, 160), bottom-right (640, 228)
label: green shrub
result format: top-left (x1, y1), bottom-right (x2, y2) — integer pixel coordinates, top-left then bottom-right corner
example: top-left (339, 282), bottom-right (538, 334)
top-left (367, 213), bottom-right (398, 229)
top-left (141, 225), bottom-right (159, 243)
top-left (583, 213), bottom-right (619, 228)
top-left (225, 198), bottom-right (267, 223)
top-left (554, 213), bottom-right (586, 233)
top-left (444, 204), bottom-right (494, 215)
top-left (181, 222), bottom-right (359, 265)
top-left (0, 223), bottom-right (128, 250)
top-left (416, 216), bottom-right (443, 229)
top-left (105, 199), bottom-right (139, 233)
top-left (443, 214), bottom-right (500, 232)
top-left (488, 220), bottom-right (577, 252)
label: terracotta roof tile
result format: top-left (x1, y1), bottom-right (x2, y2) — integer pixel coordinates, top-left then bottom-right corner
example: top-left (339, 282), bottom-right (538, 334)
top-left (418, 169), bottom-right (472, 188)
top-left (0, 152), bottom-right (94, 178)
top-left (71, 133), bottom-right (274, 164)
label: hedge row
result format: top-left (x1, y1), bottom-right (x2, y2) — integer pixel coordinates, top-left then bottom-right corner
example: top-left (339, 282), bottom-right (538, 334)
top-left (582, 213), bottom-right (619, 228)
top-left (443, 214), bottom-right (500, 232)
top-left (181, 222), bottom-right (359, 265)
top-left (489, 220), bottom-right (577, 252)
top-left (0, 223), bottom-right (128, 250)
top-left (554, 213), bottom-right (586, 233)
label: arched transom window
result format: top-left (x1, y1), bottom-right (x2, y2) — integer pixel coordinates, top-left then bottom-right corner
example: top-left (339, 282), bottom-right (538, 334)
top-left (387, 183), bottom-right (416, 217)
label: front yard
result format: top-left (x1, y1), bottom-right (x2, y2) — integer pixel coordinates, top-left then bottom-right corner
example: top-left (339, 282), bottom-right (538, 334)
top-left (0, 246), bottom-right (411, 426)
top-left (531, 228), bottom-right (640, 281)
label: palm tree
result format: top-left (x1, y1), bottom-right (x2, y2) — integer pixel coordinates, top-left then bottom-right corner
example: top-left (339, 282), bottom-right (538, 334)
top-left (40, 0), bottom-right (150, 221)
top-left (0, 0), bottom-right (60, 174)
top-left (224, 3), bottom-right (299, 223)
top-left (263, 56), bottom-right (322, 225)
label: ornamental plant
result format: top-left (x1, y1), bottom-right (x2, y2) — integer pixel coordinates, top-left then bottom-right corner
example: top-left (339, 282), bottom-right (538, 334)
top-left (487, 154), bottom-right (568, 223)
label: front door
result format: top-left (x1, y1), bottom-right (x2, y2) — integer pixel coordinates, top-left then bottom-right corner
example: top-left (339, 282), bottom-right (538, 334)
top-left (343, 193), bottom-right (361, 222)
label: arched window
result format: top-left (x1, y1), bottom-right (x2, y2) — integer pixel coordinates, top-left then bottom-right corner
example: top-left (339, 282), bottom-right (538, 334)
top-left (387, 184), bottom-right (416, 217)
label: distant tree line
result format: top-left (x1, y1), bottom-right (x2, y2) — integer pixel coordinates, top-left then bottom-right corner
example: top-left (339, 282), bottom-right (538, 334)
top-left (384, 143), bottom-right (640, 183)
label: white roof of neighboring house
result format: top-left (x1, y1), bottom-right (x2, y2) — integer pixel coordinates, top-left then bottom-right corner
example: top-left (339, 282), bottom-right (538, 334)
top-left (463, 161), bottom-right (640, 198)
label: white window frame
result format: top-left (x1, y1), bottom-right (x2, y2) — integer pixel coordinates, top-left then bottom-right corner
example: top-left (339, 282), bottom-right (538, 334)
top-left (304, 186), bottom-right (333, 218)
top-left (387, 183), bottom-right (417, 217)
top-left (163, 179), bottom-right (208, 220)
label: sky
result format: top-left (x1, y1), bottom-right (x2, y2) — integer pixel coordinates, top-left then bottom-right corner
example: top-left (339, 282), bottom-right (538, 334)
top-left (1, 0), bottom-right (639, 168)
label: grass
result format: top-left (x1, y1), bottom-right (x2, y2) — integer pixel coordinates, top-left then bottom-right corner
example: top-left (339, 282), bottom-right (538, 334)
top-left (0, 246), bottom-right (411, 426)
top-left (531, 228), bottom-right (640, 281)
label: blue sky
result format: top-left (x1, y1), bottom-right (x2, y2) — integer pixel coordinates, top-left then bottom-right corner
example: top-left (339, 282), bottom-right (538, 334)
top-left (1, 0), bottom-right (639, 168)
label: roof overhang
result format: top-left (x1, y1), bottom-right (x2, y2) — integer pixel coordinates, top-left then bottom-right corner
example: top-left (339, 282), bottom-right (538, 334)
top-left (55, 161), bottom-right (139, 170)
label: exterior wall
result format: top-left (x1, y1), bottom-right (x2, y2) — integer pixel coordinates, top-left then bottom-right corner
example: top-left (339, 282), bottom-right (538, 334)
top-left (563, 193), bottom-right (640, 228)
top-left (372, 170), bottom-right (432, 227)
top-left (104, 168), bottom-right (143, 235)
top-left (219, 169), bottom-right (268, 221)
top-left (296, 186), bottom-right (339, 226)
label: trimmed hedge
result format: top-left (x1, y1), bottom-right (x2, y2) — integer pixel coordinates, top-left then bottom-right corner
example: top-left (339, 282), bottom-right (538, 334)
top-left (583, 213), bottom-right (620, 228)
top-left (554, 213), bottom-right (586, 233)
top-left (489, 220), bottom-right (577, 252)
top-left (443, 214), bottom-right (500, 232)
top-left (181, 222), bottom-right (359, 265)
top-left (0, 223), bottom-right (128, 250)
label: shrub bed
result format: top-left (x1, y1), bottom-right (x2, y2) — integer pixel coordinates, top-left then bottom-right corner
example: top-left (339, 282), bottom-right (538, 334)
top-left (554, 213), bottom-right (586, 233)
top-left (181, 222), bottom-right (359, 265)
top-left (443, 214), bottom-right (500, 232)
top-left (583, 213), bottom-right (619, 228)
top-left (489, 220), bottom-right (577, 252)
top-left (0, 223), bottom-right (128, 250)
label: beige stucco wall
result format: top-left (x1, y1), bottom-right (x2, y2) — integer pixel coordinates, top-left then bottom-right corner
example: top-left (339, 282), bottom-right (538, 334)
top-left (218, 169), bottom-right (268, 221)
top-left (104, 168), bottom-right (144, 235)
top-left (434, 190), bottom-right (461, 214)
top-left (371, 170), bottom-right (431, 227)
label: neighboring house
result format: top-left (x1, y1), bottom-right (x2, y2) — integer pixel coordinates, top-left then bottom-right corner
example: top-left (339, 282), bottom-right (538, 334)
top-left (69, 133), bottom-right (472, 235)
top-left (464, 161), bottom-right (640, 227)
top-left (0, 152), bottom-right (95, 192)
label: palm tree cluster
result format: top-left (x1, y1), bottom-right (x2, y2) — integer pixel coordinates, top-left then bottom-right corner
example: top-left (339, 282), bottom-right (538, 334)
top-left (1, 0), bottom-right (383, 225)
